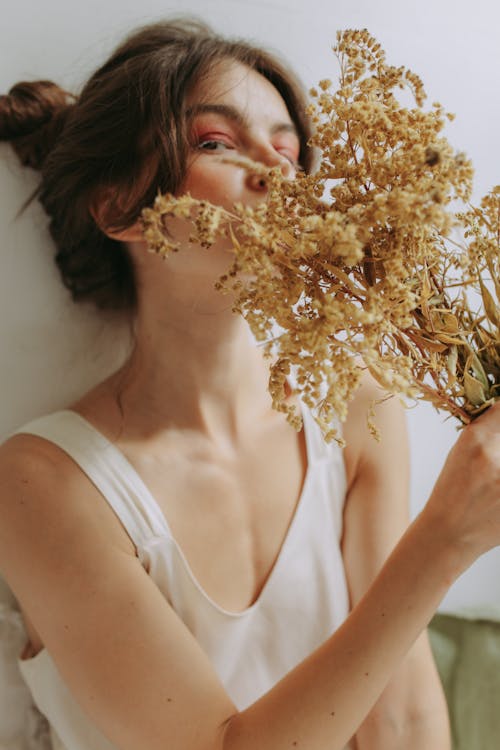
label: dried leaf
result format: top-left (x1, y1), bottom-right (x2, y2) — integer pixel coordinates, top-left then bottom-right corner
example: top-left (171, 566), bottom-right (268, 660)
top-left (446, 346), bottom-right (458, 381)
top-left (478, 276), bottom-right (500, 328)
top-left (486, 258), bottom-right (500, 302)
top-left (429, 309), bottom-right (460, 334)
top-left (466, 352), bottom-right (490, 389)
top-left (434, 333), bottom-right (467, 346)
top-left (408, 332), bottom-right (449, 352)
top-left (463, 371), bottom-right (488, 406)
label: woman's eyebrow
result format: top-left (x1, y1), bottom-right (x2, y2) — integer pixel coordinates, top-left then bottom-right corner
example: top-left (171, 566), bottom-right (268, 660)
top-left (186, 103), bottom-right (299, 137)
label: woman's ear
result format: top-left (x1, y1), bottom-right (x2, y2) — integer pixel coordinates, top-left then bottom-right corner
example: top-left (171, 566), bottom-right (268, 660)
top-left (89, 187), bottom-right (144, 242)
top-left (101, 220), bottom-right (144, 243)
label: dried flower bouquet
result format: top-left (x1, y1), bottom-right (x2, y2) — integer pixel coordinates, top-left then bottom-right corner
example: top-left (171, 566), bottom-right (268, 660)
top-left (142, 29), bottom-right (500, 444)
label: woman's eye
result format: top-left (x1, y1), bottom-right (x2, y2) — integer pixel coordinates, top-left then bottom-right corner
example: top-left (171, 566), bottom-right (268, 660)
top-left (276, 148), bottom-right (301, 169)
top-left (197, 139), bottom-right (233, 152)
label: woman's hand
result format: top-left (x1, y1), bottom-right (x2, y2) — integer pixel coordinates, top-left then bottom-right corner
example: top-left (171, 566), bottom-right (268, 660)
top-left (423, 401), bottom-right (500, 572)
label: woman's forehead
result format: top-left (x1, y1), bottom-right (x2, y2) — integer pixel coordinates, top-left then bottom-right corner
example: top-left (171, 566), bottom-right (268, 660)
top-left (187, 60), bottom-right (293, 124)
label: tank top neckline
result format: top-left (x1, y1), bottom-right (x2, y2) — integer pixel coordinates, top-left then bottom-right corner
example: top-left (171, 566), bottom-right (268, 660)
top-left (53, 398), bottom-right (315, 618)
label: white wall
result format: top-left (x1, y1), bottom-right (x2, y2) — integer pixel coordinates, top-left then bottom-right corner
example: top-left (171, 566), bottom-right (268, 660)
top-left (1, 0), bottom-right (499, 615)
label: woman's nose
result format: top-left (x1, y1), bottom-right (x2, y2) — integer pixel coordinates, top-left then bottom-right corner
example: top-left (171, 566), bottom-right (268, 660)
top-left (246, 147), bottom-right (296, 192)
top-left (246, 172), bottom-right (269, 192)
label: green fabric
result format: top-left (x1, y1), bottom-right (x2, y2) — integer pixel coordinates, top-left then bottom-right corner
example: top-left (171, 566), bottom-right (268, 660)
top-left (429, 613), bottom-right (500, 750)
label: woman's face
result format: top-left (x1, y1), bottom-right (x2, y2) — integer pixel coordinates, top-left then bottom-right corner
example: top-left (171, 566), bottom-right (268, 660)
top-left (180, 59), bottom-right (301, 210)
top-left (129, 60), bottom-right (300, 283)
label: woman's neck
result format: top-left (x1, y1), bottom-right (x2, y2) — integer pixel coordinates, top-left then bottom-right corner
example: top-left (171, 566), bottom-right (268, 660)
top-left (100, 253), bottom-right (282, 446)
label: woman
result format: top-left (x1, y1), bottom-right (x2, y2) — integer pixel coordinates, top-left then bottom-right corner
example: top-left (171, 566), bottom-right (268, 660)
top-left (0, 17), bottom-right (499, 750)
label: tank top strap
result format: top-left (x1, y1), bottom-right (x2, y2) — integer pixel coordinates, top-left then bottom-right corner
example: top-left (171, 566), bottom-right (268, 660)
top-left (10, 410), bottom-right (171, 548)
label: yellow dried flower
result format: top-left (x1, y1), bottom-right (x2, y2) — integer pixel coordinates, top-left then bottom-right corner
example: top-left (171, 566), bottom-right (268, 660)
top-left (141, 30), bottom-right (498, 442)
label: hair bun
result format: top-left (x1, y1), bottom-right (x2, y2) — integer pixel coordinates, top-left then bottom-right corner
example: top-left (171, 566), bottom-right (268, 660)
top-left (0, 80), bottom-right (75, 170)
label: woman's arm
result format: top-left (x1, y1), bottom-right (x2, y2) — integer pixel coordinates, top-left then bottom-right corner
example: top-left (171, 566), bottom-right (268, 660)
top-left (342, 378), bottom-right (451, 749)
top-left (0, 410), bottom-right (498, 750)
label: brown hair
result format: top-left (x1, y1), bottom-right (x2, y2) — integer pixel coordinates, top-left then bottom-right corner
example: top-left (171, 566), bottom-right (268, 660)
top-left (0, 17), bottom-right (314, 311)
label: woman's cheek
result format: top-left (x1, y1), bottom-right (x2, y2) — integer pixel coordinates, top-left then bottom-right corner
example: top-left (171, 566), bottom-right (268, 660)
top-left (193, 169), bottom-right (242, 207)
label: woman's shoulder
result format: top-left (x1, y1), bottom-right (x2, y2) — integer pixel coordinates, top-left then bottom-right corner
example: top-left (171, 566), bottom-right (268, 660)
top-left (0, 429), bottom-right (84, 584)
top-left (0, 421), bottom-right (93, 547)
top-left (342, 368), bottom-right (408, 488)
top-left (1, 406), bottom-right (98, 475)
top-left (0, 421), bottom-right (71, 480)
top-left (0, 415), bottom-right (135, 558)
top-left (343, 367), bottom-right (407, 438)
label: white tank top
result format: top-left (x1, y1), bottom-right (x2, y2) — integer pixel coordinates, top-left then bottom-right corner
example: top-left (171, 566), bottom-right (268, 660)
top-left (13, 402), bottom-right (352, 750)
